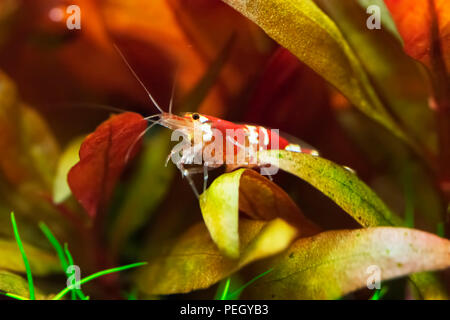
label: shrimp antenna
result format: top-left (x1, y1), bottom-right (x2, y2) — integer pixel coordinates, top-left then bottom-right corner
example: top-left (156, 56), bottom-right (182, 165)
top-left (53, 102), bottom-right (130, 114)
top-left (168, 70), bottom-right (178, 114)
top-left (113, 44), bottom-right (164, 114)
top-left (168, 81), bottom-right (175, 114)
top-left (124, 120), bottom-right (160, 164)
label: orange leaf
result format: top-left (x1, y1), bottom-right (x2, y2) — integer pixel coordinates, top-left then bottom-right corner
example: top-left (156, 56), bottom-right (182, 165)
top-left (385, 0), bottom-right (450, 70)
top-left (68, 112), bottom-right (147, 218)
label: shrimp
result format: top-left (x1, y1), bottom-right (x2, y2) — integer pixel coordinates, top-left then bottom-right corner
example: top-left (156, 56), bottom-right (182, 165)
top-left (115, 45), bottom-right (319, 198)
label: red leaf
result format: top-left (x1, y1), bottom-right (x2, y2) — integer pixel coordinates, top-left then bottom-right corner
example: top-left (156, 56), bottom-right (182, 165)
top-left (68, 112), bottom-right (147, 218)
top-left (244, 48), bottom-right (330, 139)
top-left (244, 48), bottom-right (369, 174)
top-left (384, 0), bottom-right (450, 70)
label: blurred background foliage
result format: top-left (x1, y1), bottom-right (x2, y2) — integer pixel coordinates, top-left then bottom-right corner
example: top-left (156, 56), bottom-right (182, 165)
top-left (0, 0), bottom-right (448, 299)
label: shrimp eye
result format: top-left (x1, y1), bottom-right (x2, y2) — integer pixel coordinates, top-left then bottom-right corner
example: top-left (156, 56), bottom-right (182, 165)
top-left (192, 113), bottom-right (200, 120)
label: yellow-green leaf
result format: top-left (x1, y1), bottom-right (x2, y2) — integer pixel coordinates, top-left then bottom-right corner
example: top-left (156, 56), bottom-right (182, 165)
top-left (0, 239), bottom-right (60, 276)
top-left (408, 272), bottom-right (449, 300)
top-left (0, 270), bottom-right (44, 299)
top-left (200, 170), bottom-right (243, 259)
top-left (316, 0), bottom-right (436, 151)
top-left (259, 150), bottom-right (403, 227)
top-left (53, 136), bottom-right (85, 204)
top-left (0, 71), bottom-right (59, 189)
top-left (137, 218), bottom-right (297, 295)
top-left (199, 169), bottom-right (319, 259)
top-left (222, 0), bottom-right (412, 146)
top-left (243, 227), bottom-right (450, 299)
top-left (21, 105), bottom-right (60, 189)
top-left (259, 149), bottom-right (447, 299)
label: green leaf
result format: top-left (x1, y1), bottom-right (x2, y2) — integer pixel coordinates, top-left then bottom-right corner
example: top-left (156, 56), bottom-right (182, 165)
top-left (337, 111), bottom-right (443, 229)
top-left (222, 0), bottom-right (414, 147)
top-left (0, 238), bottom-right (60, 276)
top-left (53, 136), bottom-right (85, 204)
top-left (259, 150), bottom-right (403, 227)
top-left (242, 227), bottom-right (450, 299)
top-left (259, 149), bottom-right (448, 299)
top-left (408, 272), bottom-right (449, 300)
top-left (137, 218), bottom-right (297, 295)
top-left (199, 168), bottom-right (319, 259)
top-left (316, 0), bottom-right (436, 152)
top-left (200, 169), bottom-right (243, 259)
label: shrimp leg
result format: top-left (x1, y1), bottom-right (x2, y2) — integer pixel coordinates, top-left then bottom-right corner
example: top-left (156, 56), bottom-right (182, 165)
top-left (203, 164), bottom-right (209, 193)
top-left (176, 162), bottom-right (200, 199)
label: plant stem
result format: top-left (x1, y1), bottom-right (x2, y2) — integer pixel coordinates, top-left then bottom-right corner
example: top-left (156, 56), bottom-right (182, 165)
top-left (428, 0), bottom-right (450, 238)
top-left (428, 0), bottom-right (450, 180)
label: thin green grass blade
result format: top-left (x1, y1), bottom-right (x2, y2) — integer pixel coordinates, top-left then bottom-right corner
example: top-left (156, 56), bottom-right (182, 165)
top-left (39, 222), bottom-right (89, 300)
top-left (123, 288), bottom-right (138, 300)
top-left (227, 268), bottom-right (273, 300)
top-left (39, 222), bottom-right (90, 300)
top-left (39, 222), bottom-right (69, 270)
top-left (10, 212), bottom-right (35, 300)
top-left (52, 262), bottom-right (147, 300)
top-left (63, 243), bottom-right (89, 300)
top-left (218, 278), bottom-right (231, 300)
top-left (214, 277), bottom-right (231, 300)
top-left (63, 243), bottom-right (76, 300)
top-left (0, 292), bottom-right (29, 300)
top-left (370, 286), bottom-right (389, 300)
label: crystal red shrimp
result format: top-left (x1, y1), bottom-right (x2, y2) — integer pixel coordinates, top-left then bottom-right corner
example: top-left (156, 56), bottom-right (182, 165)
top-left (134, 111), bottom-right (320, 197)
top-left (115, 45), bottom-right (319, 197)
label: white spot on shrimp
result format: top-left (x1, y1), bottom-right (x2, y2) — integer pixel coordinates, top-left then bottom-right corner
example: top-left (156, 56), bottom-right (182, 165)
top-left (199, 115), bottom-right (210, 123)
top-left (245, 125), bottom-right (259, 145)
top-left (201, 123), bottom-right (213, 142)
top-left (260, 127), bottom-right (269, 146)
top-left (343, 166), bottom-right (356, 174)
top-left (285, 144), bottom-right (302, 152)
